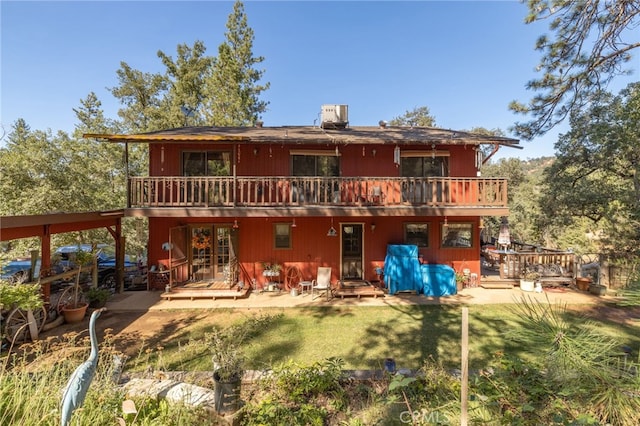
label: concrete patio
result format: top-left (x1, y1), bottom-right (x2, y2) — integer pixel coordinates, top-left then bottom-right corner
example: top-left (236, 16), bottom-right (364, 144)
top-left (106, 285), bottom-right (608, 312)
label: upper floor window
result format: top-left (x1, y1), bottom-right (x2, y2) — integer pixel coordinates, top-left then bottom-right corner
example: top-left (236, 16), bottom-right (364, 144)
top-left (400, 151), bottom-right (449, 177)
top-left (290, 150), bottom-right (340, 176)
top-left (182, 151), bottom-right (231, 176)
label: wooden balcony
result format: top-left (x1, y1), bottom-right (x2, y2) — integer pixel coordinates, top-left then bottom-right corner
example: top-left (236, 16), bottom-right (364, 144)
top-left (128, 176), bottom-right (508, 211)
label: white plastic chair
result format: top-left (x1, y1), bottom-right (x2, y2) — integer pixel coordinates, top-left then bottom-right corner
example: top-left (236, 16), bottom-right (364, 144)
top-left (312, 267), bottom-right (332, 300)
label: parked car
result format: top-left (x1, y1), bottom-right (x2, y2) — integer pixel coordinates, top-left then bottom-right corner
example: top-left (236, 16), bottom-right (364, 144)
top-left (54, 244), bottom-right (147, 291)
top-left (0, 258), bottom-right (41, 283)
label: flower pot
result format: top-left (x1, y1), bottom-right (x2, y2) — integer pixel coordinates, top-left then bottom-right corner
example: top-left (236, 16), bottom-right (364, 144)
top-left (61, 303), bottom-right (88, 324)
top-left (520, 279), bottom-right (535, 292)
top-left (384, 358), bottom-right (396, 373)
top-left (213, 371), bottom-right (241, 414)
top-left (575, 277), bottom-right (592, 291)
top-left (589, 284), bottom-right (607, 296)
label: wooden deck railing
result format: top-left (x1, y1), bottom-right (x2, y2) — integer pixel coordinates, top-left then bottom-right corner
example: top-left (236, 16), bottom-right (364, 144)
top-left (490, 251), bottom-right (576, 280)
top-left (128, 176), bottom-right (508, 209)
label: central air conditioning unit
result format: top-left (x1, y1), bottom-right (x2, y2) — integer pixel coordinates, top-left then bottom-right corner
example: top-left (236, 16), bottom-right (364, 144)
top-left (321, 104), bottom-right (349, 129)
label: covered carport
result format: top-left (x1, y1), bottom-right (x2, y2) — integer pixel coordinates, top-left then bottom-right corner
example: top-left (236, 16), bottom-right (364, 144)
top-left (0, 210), bottom-right (128, 299)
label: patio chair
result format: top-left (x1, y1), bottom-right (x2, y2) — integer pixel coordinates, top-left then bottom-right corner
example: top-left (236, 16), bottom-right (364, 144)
top-left (312, 267), bottom-right (333, 300)
top-left (370, 186), bottom-right (384, 204)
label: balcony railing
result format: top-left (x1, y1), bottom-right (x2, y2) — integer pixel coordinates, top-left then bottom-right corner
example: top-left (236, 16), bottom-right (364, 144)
top-left (128, 176), bottom-right (508, 208)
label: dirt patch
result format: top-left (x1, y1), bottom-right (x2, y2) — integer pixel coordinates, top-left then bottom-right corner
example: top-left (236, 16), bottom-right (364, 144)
top-left (568, 304), bottom-right (640, 327)
top-left (36, 308), bottom-right (264, 359)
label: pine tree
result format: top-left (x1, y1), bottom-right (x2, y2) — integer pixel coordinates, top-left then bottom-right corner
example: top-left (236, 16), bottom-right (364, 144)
top-left (205, 0), bottom-right (270, 126)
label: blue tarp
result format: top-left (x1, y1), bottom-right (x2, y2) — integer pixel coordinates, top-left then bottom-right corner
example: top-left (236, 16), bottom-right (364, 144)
top-left (384, 244), bottom-right (457, 296)
top-left (420, 264), bottom-right (457, 296)
top-left (384, 245), bottom-right (422, 294)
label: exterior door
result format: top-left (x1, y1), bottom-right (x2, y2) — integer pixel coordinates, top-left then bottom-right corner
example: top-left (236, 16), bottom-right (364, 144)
top-left (190, 225), bottom-right (213, 281)
top-left (189, 224), bottom-right (237, 282)
top-left (214, 225), bottom-right (234, 280)
top-left (341, 223), bottom-right (363, 280)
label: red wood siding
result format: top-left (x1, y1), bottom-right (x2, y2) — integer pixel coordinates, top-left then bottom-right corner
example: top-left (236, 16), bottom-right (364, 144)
top-left (148, 215), bottom-right (481, 289)
top-left (149, 143), bottom-right (480, 179)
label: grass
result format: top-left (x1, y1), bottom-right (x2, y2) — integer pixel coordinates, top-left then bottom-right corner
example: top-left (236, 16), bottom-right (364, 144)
top-left (2, 299), bottom-right (639, 425)
top-left (127, 302), bottom-right (640, 373)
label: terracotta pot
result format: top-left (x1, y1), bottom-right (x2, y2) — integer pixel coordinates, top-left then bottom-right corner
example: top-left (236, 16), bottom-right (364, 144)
top-left (62, 303), bottom-right (88, 324)
top-left (575, 277), bottom-right (592, 291)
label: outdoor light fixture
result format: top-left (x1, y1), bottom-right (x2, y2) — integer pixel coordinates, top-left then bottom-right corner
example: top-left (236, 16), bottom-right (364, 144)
top-left (443, 216), bottom-right (448, 227)
top-left (371, 223), bottom-right (376, 232)
top-left (253, 147), bottom-right (259, 156)
top-left (233, 219), bottom-right (239, 229)
top-left (291, 218), bottom-right (297, 228)
top-left (372, 148), bottom-right (377, 157)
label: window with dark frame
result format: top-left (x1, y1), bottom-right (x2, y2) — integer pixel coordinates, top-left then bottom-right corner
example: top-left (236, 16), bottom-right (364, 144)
top-left (291, 154), bottom-right (339, 176)
top-left (274, 223), bottom-right (292, 249)
top-left (400, 156), bottom-right (449, 177)
top-left (441, 223), bottom-right (473, 248)
top-left (404, 223), bottom-right (429, 247)
top-left (182, 151), bottom-right (232, 176)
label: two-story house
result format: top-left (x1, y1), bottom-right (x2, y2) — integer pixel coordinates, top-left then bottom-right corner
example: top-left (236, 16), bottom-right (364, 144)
top-left (85, 105), bottom-right (519, 295)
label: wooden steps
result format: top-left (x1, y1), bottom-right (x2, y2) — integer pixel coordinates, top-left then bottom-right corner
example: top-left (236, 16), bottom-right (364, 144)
top-left (334, 285), bottom-right (385, 299)
top-left (480, 279), bottom-right (516, 289)
top-left (480, 283), bottom-right (514, 289)
top-left (161, 286), bottom-right (250, 301)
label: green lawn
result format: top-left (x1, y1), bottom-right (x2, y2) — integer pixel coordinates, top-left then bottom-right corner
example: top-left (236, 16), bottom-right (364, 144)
top-left (132, 304), bottom-right (640, 373)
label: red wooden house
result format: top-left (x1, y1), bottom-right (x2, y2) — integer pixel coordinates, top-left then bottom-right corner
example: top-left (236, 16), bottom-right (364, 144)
top-left (86, 105), bottom-right (519, 294)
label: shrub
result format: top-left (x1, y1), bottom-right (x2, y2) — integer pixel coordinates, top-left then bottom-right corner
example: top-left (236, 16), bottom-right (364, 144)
top-left (242, 358), bottom-right (347, 425)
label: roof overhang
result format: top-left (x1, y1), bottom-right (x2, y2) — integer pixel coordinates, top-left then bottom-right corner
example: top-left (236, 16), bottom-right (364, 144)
top-left (0, 210), bottom-right (125, 241)
top-left (84, 125), bottom-right (521, 150)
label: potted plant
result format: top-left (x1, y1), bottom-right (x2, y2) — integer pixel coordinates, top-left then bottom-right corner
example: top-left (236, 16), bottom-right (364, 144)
top-left (455, 271), bottom-right (466, 291)
top-left (589, 283), bottom-right (607, 296)
top-left (261, 261), bottom-right (282, 291)
top-left (86, 286), bottom-right (110, 308)
top-left (0, 280), bottom-right (44, 342)
top-left (261, 261), bottom-right (282, 275)
top-left (520, 269), bottom-right (540, 292)
top-left (61, 247), bottom-right (96, 323)
top-left (206, 325), bottom-right (246, 414)
top-left (575, 276), bottom-right (592, 291)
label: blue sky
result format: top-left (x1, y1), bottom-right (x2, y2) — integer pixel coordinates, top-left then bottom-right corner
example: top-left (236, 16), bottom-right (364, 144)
top-left (2, 1), bottom-right (638, 160)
